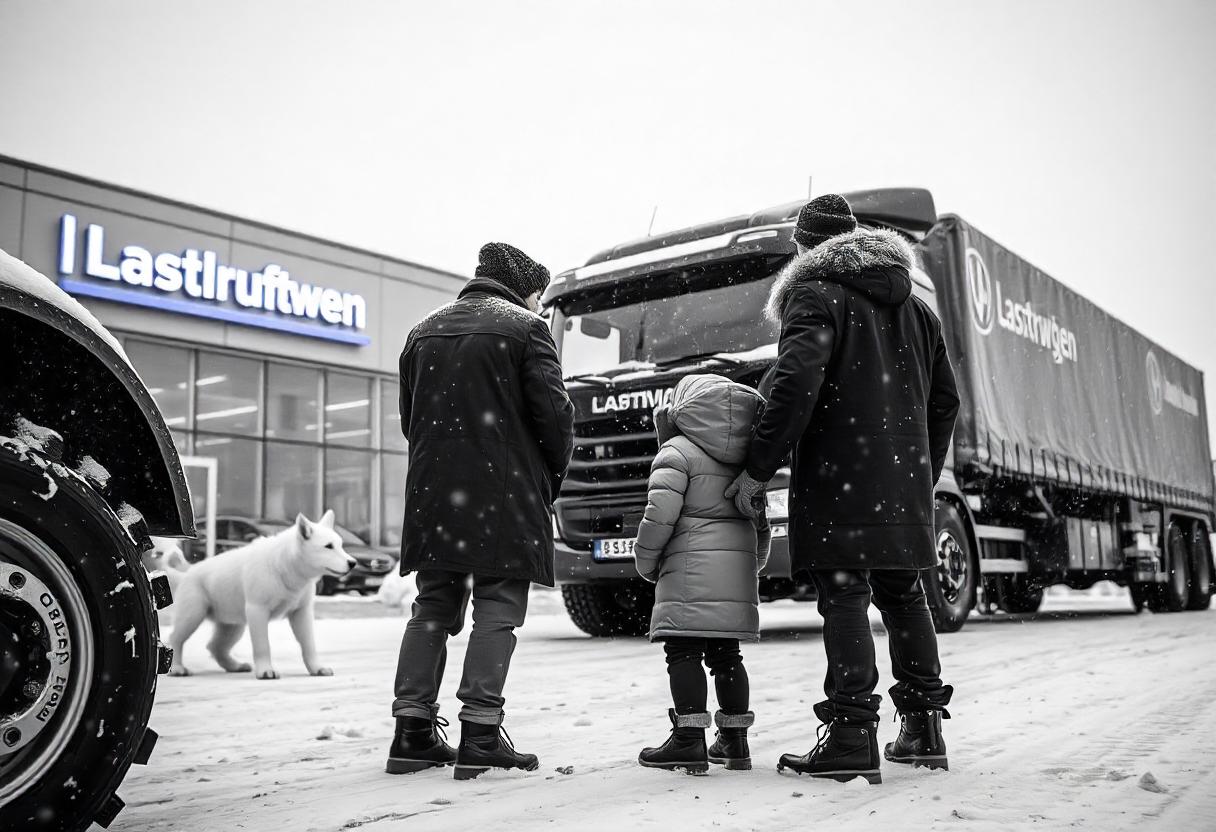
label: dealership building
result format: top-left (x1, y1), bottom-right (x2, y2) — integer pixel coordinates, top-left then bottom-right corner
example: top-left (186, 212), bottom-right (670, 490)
top-left (0, 155), bottom-right (467, 551)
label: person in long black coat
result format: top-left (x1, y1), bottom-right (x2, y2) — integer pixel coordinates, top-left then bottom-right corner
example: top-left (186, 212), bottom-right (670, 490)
top-left (727, 195), bottom-right (960, 782)
top-left (387, 242), bottom-right (574, 780)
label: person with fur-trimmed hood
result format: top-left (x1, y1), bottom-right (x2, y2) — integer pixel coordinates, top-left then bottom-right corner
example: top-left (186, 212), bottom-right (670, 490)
top-left (725, 194), bottom-right (960, 783)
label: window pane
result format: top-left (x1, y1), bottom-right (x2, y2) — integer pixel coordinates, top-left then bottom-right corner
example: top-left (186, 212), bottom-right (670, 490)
top-left (126, 340), bottom-right (190, 429)
top-left (380, 453), bottom-right (407, 547)
top-left (267, 364), bottom-right (320, 441)
top-left (196, 353), bottom-right (261, 435)
top-left (195, 434), bottom-right (261, 515)
top-left (265, 441), bottom-right (320, 521)
top-left (325, 447), bottom-right (372, 542)
top-left (326, 373), bottom-right (371, 447)
top-left (380, 379), bottom-right (406, 451)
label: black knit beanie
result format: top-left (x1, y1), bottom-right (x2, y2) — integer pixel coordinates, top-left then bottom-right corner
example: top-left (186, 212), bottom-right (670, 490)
top-left (474, 242), bottom-right (551, 300)
top-left (793, 194), bottom-right (857, 249)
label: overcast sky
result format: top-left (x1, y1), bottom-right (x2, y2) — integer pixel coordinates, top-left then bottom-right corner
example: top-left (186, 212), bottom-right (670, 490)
top-left (2, 0), bottom-right (1214, 440)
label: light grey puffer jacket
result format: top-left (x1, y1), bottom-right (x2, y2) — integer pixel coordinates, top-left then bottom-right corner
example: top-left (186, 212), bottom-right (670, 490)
top-left (634, 374), bottom-right (770, 643)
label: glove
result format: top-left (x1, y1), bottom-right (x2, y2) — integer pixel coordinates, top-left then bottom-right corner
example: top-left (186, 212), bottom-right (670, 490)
top-left (725, 471), bottom-right (768, 521)
top-left (653, 404), bottom-right (677, 445)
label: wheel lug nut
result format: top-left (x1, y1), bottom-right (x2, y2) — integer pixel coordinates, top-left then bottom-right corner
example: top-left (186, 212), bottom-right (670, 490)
top-left (7, 572), bottom-right (26, 590)
top-left (3, 727), bottom-right (20, 747)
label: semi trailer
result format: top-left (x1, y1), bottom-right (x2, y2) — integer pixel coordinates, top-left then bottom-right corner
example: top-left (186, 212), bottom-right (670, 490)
top-left (541, 189), bottom-right (1214, 636)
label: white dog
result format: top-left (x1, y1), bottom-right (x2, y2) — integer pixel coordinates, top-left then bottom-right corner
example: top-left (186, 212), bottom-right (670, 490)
top-left (142, 535), bottom-right (190, 591)
top-left (168, 510), bottom-right (356, 680)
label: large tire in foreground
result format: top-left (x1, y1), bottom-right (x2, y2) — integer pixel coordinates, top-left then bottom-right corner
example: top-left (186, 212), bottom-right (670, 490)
top-left (560, 581), bottom-right (653, 637)
top-left (0, 435), bottom-right (170, 831)
top-left (925, 500), bottom-right (977, 634)
top-left (1185, 524), bottom-right (1213, 611)
top-left (1147, 522), bottom-right (1190, 613)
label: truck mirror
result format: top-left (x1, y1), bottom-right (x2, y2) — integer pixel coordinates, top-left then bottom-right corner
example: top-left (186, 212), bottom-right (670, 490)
top-left (580, 318), bottom-right (614, 339)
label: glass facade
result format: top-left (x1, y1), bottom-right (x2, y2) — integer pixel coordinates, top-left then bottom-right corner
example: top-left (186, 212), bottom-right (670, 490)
top-left (126, 337), bottom-right (408, 549)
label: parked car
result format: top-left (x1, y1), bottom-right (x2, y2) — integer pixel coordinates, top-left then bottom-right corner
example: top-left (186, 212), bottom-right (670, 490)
top-left (191, 515), bottom-right (396, 595)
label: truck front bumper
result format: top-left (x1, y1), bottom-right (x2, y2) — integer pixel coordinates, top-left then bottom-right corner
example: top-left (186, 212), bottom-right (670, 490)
top-left (554, 523), bottom-right (793, 583)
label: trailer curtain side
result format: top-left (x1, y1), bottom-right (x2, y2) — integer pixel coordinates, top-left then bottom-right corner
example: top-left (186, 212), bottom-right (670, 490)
top-left (920, 215), bottom-right (1214, 514)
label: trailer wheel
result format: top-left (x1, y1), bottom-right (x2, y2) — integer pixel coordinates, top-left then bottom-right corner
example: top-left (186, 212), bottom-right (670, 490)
top-left (0, 436), bottom-right (168, 831)
top-left (560, 582), bottom-right (652, 637)
top-left (925, 501), bottom-right (977, 633)
top-left (993, 574), bottom-right (1043, 614)
top-left (1148, 522), bottom-right (1190, 613)
top-left (1185, 524), bottom-right (1212, 611)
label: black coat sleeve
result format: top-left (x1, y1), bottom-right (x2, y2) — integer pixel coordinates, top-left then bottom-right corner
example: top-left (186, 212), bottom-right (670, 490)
top-left (521, 318), bottom-right (576, 500)
top-left (398, 346), bottom-right (412, 441)
top-left (927, 324), bottom-right (960, 483)
top-left (746, 287), bottom-right (837, 482)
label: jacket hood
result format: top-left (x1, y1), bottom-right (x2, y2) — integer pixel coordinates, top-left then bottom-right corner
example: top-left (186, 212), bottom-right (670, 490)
top-left (459, 276), bottom-right (529, 309)
top-left (765, 228), bottom-right (916, 322)
top-left (669, 373), bottom-right (764, 465)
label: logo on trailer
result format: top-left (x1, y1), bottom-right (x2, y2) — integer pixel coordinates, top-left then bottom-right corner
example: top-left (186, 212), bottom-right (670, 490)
top-left (1146, 350), bottom-right (1164, 415)
top-left (964, 247), bottom-right (993, 335)
top-left (1145, 349), bottom-right (1199, 417)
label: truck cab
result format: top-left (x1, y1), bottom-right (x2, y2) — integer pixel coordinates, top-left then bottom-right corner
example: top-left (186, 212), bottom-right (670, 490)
top-left (541, 189), bottom-right (961, 635)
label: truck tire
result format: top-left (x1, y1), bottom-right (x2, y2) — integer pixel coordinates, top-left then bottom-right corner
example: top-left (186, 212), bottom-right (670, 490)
top-left (925, 501), bottom-right (977, 633)
top-left (993, 574), bottom-right (1044, 614)
top-left (560, 582), bottom-right (652, 637)
top-left (0, 435), bottom-right (169, 831)
top-left (1147, 522), bottom-right (1190, 614)
top-left (1185, 524), bottom-right (1212, 611)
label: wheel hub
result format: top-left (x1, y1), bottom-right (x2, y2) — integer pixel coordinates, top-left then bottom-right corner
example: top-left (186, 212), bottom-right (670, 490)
top-left (0, 517), bottom-right (94, 807)
top-left (936, 531), bottom-right (967, 603)
top-left (0, 563), bottom-right (73, 754)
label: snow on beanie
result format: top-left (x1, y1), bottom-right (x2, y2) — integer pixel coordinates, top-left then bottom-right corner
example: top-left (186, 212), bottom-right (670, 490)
top-left (474, 242), bottom-right (551, 300)
top-left (793, 194), bottom-right (857, 249)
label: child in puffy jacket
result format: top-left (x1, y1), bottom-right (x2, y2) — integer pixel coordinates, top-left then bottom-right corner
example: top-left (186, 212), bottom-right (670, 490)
top-left (633, 373), bottom-right (771, 774)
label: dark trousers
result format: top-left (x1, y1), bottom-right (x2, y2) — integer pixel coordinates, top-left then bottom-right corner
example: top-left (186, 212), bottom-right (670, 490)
top-left (392, 569), bottom-right (530, 725)
top-left (811, 568), bottom-right (951, 724)
top-left (662, 637), bottom-right (749, 715)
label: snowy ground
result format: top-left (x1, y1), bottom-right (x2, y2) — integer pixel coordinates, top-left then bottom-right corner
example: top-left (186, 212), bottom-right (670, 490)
top-left (119, 587), bottom-right (1215, 832)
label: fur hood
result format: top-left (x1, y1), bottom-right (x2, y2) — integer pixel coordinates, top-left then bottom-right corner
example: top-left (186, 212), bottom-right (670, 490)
top-left (765, 228), bottom-right (916, 322)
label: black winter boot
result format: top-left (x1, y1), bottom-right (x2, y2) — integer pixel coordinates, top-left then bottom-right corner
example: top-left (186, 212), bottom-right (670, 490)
top-left (638, 709), bottom-right (710, 774)
top-left (453, 721), bottom-right (539, 780)
top-left (708, 710), bottom-right (754, 771)
top-left (777, 720), bottom-right (882, 784)
top-left (386, 715), bottom-right (457, 774)
top-left (884, 709), bottom-right (949, 770)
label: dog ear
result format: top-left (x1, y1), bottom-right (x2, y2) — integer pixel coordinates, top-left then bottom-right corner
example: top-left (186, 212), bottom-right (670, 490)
top-left (296, 513), bottom-right (312, 540)
top-left (318, 509), bottom-right (335, 529)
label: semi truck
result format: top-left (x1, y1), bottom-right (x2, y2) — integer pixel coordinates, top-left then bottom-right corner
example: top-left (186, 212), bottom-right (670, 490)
top-left (541, 189), bottom-right (1214, 636)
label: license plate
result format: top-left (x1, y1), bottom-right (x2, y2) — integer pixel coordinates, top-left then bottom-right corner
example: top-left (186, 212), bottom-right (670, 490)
top-left (364, 576), bottom-right (384, 587)
top-left (593, 538), bottom-right (636, 561)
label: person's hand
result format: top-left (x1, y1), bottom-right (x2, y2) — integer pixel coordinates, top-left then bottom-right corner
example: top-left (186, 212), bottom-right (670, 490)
top-left (653, 404), bottom-right (677, 444)
top-left (725, 471), bottom-right (768, 521)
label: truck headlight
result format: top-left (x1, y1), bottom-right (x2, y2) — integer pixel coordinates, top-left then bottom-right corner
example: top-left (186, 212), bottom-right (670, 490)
top-left (765, 488), bottom-right (789, 520)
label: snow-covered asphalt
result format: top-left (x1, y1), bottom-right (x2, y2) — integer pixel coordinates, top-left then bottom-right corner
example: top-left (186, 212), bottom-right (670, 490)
top-left (119, 588), bottom-right (1215, 832)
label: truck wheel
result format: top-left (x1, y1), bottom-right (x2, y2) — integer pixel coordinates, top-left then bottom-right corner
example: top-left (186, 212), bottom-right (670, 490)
top-left (560, 582), bottom-right (652, 637)
top-left (925, 501), bottom-right (977, 633)
top-left (1185, 524), bottom-right (1212, 611)
top-left (1148, 522), bottom-right (1191, 613)
top-left (994, 574), bottom-right (1043, 614)
top-left (0, 436), bottom-right (169, 831)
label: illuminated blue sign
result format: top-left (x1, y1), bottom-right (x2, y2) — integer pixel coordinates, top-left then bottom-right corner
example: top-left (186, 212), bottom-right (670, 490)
top-left (56, 214), bottom-right (370, 346)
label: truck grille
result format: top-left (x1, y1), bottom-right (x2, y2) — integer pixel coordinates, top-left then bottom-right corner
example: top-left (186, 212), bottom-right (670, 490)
top-left (555, 493), bottom-right (646, 552)
top-left (564, 408), bottom-right (657, 493)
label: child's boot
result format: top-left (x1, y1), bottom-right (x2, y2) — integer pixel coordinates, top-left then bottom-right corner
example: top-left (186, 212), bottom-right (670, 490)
top-left (708, 710), bottom-right (754, 770)
top-left (638, 709), bottom-right (710, 774)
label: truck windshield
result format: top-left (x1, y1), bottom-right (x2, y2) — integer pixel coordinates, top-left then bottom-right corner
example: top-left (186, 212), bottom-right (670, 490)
top-left (550, 257), bottom-right (782, 378)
